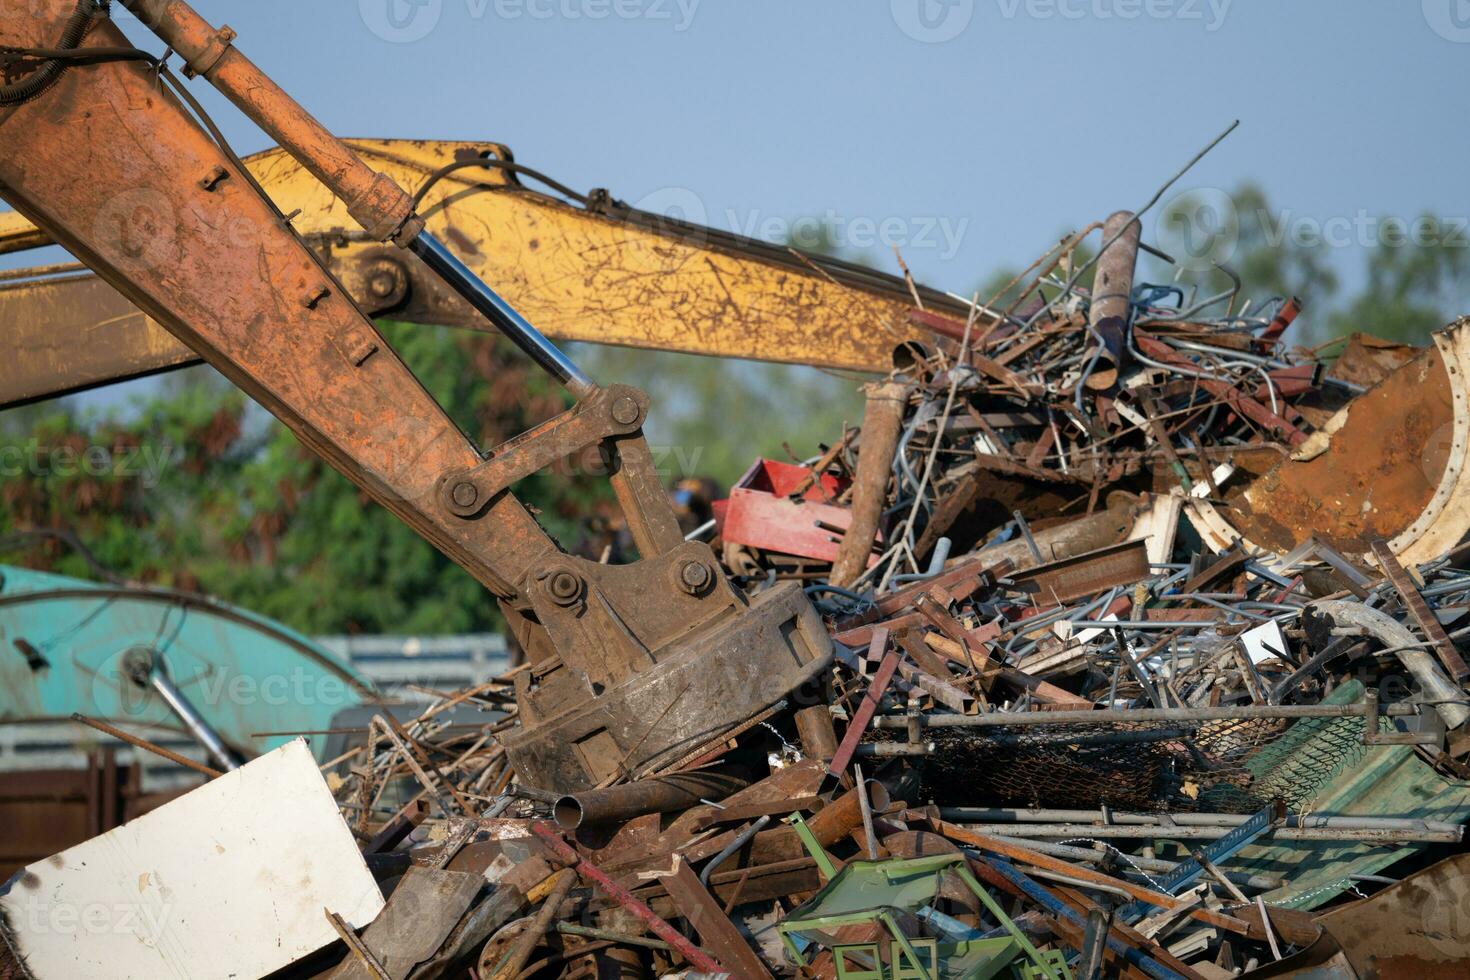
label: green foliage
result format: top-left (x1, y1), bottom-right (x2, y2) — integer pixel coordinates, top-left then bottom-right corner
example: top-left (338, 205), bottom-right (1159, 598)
top-left (1151, 183), bottom-right (1469, 346)
top-left (0, 322), bottom-right (608, 635)
top-left (576, 344), bottom-right (864, 489)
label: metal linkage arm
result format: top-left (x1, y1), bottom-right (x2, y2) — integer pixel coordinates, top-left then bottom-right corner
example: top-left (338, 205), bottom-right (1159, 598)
top-left (0, 1), bottom-right (833, 791)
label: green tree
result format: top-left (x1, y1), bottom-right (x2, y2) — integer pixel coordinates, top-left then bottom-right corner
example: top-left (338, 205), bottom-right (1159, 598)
top-left (0, 322), bottom-right (607, 634)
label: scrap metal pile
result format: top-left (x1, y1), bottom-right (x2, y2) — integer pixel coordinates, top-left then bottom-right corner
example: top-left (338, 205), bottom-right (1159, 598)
top-left (10, 210), bottom-right (1470, 978)
top-left (5, 4), bottom-right (1469, 975)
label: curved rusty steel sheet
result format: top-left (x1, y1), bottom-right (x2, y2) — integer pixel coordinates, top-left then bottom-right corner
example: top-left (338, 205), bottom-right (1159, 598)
top-left (1186, 319), bottom-right (1470, 565)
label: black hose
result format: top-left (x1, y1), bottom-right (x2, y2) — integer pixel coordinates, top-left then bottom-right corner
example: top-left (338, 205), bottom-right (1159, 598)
top-left (0, 0), bottom-right (107, 107)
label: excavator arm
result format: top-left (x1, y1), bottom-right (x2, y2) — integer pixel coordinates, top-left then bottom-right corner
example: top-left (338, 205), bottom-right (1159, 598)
top-left (0, 0), bottom-right (838, 791)
top-left (0, 136), bottom-right (969, 408)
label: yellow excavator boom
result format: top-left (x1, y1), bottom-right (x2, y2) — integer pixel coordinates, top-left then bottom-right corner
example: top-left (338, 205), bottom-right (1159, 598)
top-left (0, 139), bottom-right (967, 407)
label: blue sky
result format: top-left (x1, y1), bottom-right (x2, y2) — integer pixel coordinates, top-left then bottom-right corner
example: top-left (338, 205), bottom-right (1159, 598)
top-left (7, 1), bottom-right (1470, 406)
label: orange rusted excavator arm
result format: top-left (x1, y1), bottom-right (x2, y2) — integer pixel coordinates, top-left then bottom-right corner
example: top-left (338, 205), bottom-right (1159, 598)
top-left (0, 139), bottom-right (969, 408)
top-left (0, 0), bottom-right (836, 792)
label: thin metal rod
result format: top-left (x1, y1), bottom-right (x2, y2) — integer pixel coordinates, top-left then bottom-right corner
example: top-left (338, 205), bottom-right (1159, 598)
top-left (699, 814), bottom-right (771, 887)
top-left (409, 231), bottom-right (595, 397)
top-left (70, 713), bottom-right (222, 779)
top-left (987, 836), bottom-right (1280, 892)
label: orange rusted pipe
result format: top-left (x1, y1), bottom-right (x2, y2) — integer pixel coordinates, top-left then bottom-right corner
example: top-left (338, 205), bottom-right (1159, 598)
top-left (830, 381), bottom-right (909, 587)
top-left (121, 0), bottom-right (420, 244)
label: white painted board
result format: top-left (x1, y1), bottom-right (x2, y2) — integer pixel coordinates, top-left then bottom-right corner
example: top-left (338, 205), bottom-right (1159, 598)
top-left (0, 738), bottom-right (383, 979)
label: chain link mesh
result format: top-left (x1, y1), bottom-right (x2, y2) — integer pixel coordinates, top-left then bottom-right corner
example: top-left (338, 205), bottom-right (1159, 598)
top-left (876, 711), bottom-right (1369, 814)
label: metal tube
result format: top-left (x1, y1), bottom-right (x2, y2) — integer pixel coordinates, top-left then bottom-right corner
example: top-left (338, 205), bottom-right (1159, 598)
top-left (144, 667), bottom-right (240, 771)
top-left (872, 701), bottom-right (1416, 730)
top-left (554, 769), bottom-right (749, 829)
top-left (806, 781), bottom-right (892, 847)
top-left (986, 836), bottom-right (1281, 892)
top-left (1313, 599), bottom-right (1470, 729)
top-left (699, 814), bottom-right (771, 887)
top-left (956, 823), bottom-right (1460, 844)
top-left (410, 232), bottom-right (595, 397)
top-left (831, 381), bottom-right (909, 587)
top-left (943, 808), bottom-right (1463, 833)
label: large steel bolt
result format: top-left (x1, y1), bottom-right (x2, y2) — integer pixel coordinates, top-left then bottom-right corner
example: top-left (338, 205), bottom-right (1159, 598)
top-left (548, 570), bottom-right (583, 606)
top-left (677, 559), bottom-right (712, 595)
top-left (364, 258), bottom-right (407, 304)
top-left (451, 481), bottom-right (479, 509)
top-left (611, 395), bottom-right (641, 426)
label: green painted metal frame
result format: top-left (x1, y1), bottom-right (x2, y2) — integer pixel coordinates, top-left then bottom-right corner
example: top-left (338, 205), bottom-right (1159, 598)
top-left (777, 814), bottom-right (1068, 980)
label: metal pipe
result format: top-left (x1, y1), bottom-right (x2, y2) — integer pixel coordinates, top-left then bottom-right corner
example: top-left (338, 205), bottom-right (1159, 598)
top-left (806, 781), bottom-right (891, 847)
top-left (409, 232), bottom-right (595, 397)
top-left (553, 769), bottom-right (750, 829)
top-left (891, 537), bottom-right (952, 585)
top-left (1313, 599), bottom-right (1470, 729)
top-left (831, 381), bottom-right (910, 587)
top-left (986, 836), bottom-right (1281, 892)
top-left (943, 808), bottom-right (1463, 833)
top-left (133, 659), bottom-right (240, 771)
top-left (957, 823), bottom-right (1460, 844)
top-left (872, 701), bottom-right (1417, 730)
top-left (1081, 209), bottom-right (1140, 392)
top-left (699, 814), bottom-right (771, 887)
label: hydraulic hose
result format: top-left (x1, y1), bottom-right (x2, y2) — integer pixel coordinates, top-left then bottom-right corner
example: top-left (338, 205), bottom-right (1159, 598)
top-left (0, 0), bottom-right (104, 106)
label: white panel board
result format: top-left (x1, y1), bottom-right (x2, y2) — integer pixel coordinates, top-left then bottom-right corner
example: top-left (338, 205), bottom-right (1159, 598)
top-left (0, 738), bottom-right (383, 979)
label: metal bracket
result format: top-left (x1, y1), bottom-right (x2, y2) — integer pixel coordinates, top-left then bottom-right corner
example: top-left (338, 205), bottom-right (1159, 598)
top-left (439, 384), bottom-right (647, 518)
top-left (180, 24), bottom-right (235, 77)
